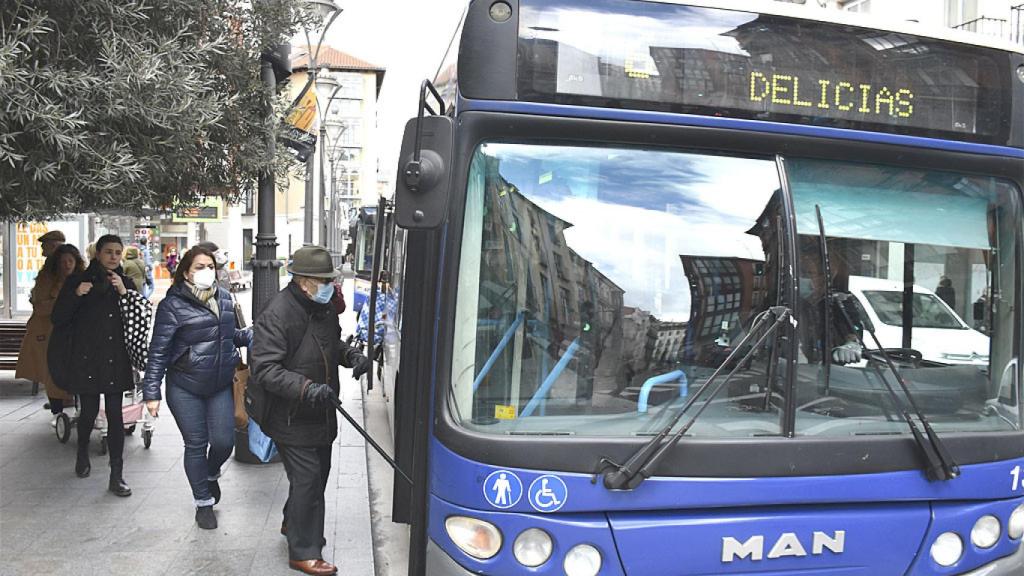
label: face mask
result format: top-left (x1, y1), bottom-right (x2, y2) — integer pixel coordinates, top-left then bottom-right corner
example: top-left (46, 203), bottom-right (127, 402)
top-left (312, 281), bottom-right (334, 304)
top-left (193, 268), bottom-right (216, 290)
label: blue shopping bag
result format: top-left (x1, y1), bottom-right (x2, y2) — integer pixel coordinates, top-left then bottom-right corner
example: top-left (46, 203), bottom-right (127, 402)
top-left (247, 419), bottom-right (278, 463)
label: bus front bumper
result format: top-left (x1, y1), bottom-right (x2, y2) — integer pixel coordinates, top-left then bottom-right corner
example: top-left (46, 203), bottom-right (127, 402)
top-left (425, 538), bottom-right (1024, 575)
top-left (961, 543), bottom-right (1024, 575)
top-left (425, 539), bottom-right (475, 575)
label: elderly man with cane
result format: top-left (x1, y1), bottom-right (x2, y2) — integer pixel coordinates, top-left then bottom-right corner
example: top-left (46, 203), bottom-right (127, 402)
top-left (250, 245), bottom-right (370, 576)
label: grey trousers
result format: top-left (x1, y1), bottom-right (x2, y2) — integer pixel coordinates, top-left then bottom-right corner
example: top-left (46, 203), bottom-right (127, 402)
top-left (278, 443), bottom-right (332, 561)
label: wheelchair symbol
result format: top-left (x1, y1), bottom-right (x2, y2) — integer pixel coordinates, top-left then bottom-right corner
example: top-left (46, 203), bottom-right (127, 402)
top-left (528, 475), bottom-right (567, 513)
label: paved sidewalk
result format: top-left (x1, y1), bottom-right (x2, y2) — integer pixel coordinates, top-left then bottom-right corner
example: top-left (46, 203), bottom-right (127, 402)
top-left (0, 373), bottom-right (375, 576)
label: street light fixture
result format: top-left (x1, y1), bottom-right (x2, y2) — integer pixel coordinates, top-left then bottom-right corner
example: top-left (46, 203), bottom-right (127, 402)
top-left (252, 2), bottom-right (339, 324)
top-left (301, 0), bottom-right (342, 246)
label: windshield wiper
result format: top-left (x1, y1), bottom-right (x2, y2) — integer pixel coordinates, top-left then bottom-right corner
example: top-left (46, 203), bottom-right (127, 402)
top-left (833, 294), bottom-right (959, 481)
top-left (598, 306), bottom-right (792, 491)
top-left (815, 207), bottom-right (958, 481)
top-left (815, 205), bottom-right (833, 396)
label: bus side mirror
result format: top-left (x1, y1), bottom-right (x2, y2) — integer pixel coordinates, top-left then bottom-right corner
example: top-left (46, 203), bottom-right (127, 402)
top-left (395, 115), bottom-right (453, 229)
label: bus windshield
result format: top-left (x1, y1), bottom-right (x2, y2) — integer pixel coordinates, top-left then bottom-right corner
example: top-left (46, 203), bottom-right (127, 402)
top-left (450, 142), bottom-right (1022, 438)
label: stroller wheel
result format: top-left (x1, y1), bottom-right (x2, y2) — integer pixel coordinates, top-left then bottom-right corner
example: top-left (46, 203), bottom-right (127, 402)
top-left (99, 436), bottom-right (108, 456)
top-left (126, 425), bottom-right (136, 436)
top-left (55, 413), bottom-right (71, 443)
top-left (142, 429), bottom-right (153, 449)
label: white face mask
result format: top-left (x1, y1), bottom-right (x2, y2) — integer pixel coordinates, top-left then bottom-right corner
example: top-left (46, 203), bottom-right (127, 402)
top-left (192, 268), bottom-right (216, 289)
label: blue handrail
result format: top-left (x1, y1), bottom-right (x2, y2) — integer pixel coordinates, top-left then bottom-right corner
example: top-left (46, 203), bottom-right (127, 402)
top-left (521, 338), bottom-right (580, 417)
top-left (637, 370), bottom-right (688, 414)
top-left (472, 311), bottom-right (525, 392)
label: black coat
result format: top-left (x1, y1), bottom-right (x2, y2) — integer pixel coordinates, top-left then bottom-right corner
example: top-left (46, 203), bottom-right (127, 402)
top-left (49, 261), bottom-right (137, 396)
top-left (250, 282), bottom-right (362, 446)
top-left (142, 283), bottom-right (250, 401)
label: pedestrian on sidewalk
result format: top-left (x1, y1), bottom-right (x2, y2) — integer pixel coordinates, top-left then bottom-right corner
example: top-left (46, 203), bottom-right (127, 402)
top-left (122, 246), bottom-right (148, 299)
top-left (49, 235), bottom-right (136, 497)
top-left (138, 237), bottom-right (155, 299)
top-left (16, 244), bottom-right (85, 425)
top-left (250, 245), bottom-right (370, 576)
top-left (142, 245), bottom-right (252, 530)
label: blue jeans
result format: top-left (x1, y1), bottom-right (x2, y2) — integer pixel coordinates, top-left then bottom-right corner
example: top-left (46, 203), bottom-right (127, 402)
top-left (165, 384), bottom-right (234, 506)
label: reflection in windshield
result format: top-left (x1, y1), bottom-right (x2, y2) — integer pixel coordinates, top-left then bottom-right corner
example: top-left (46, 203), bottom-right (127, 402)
top-left (450, 143), bottom-right (1021, 439)
top-left (452, 143), bottom-right (785, 438)
top-left (863, 291), bottom-right (965, 330)
top-left (789, 158), bottom-right (1020, 435)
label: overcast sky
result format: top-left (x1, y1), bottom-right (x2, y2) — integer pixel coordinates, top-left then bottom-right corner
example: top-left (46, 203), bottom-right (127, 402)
top-left (308, 0), bottom-right (467, 187)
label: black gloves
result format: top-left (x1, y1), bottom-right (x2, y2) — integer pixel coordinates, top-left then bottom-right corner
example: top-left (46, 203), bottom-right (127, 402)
top-left (351, 354), bottom-right (371, 380)
top-left (304, 382), bottom-right (338, 407)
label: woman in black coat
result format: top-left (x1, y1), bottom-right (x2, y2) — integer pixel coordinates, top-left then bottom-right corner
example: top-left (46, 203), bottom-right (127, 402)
top-left (49, 234), bottom-right (136, 497)
top-left (142, 246), bottom-right (251, 530)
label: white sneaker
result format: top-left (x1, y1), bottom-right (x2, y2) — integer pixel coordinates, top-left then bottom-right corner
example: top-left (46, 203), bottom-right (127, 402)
top-left (50, 414), bottom-right (58, 428)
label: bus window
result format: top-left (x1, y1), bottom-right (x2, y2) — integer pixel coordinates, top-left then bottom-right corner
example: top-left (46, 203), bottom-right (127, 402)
top-left (788, 158), bottom-right (1021, 436)
top-left (451, 142), bottom-right (788, 438)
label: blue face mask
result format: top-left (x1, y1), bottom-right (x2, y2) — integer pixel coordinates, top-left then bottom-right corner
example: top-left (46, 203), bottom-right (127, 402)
top-left (312, 282), bottom-right (334, 304)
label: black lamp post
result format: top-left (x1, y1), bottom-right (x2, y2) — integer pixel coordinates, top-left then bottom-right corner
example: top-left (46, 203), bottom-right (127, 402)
top-left (302, 0), bottom-right (342, 246)
top-left (252, 45), bottom-right (291, 320)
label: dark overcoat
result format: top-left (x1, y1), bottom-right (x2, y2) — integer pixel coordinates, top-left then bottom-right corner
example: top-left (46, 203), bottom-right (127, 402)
top-left (49, 261), bottom-right (137, 395)
top-left (142, 282), bottom-right (250, 401)
top-left (250, 282), bottom-right (362, 446)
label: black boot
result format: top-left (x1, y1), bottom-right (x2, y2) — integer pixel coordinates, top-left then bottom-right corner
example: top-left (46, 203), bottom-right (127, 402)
top-left (195, 505), bottom-right (217, 530)
top-left (208, 479), bottom-right (221, 505)
top-left (108, 459), bottom-right (132, 497)
top-left (75, 443), bottom-right (90, 478)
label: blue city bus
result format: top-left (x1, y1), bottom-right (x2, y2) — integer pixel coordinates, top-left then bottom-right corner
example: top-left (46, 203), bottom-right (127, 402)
top-left (370, 1), bottom-right (1024, 574)
top-left (351, 205), bottom-right (378, 316)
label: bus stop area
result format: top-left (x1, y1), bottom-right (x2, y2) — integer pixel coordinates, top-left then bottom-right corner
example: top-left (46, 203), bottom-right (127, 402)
top-left (0, 369), bottom-right (375, 576)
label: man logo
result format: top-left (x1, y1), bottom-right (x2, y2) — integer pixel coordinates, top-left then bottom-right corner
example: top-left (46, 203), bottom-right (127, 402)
top-left (722, 531), bottom-right (845, 563)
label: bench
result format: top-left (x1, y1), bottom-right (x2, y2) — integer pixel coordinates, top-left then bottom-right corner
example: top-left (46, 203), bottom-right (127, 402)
top-left (0, 321), bottom-right (39, 395)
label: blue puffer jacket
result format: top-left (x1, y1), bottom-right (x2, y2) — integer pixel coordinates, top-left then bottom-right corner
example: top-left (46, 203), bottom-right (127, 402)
top-left (142, 282), bottom-right (251, 400)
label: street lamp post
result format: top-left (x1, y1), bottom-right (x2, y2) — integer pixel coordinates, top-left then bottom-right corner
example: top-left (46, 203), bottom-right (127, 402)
top-left (316, 79), bottom-right (347, 256)
top-left (302, 0), bottom-right (342, 246)
top-left (253, 53), bottom-right (285, 320)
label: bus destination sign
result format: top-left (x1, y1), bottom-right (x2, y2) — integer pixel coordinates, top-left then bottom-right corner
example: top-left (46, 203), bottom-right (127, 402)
top-left (517, 0), bottom-right (1012, 144)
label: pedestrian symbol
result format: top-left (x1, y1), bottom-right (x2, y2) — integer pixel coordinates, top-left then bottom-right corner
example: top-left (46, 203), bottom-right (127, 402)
top-left (528, 475), bottom-right (567, 513)
top-left (483, 469), bottom-right (523, 509)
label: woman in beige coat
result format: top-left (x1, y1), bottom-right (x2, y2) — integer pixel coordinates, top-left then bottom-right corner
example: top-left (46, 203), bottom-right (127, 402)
top-left (16, 244), bottom-right (86, 425)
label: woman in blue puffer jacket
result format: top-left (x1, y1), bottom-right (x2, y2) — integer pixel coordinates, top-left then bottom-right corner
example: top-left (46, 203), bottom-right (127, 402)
top-left (142, 245), bottom-right (252, 530)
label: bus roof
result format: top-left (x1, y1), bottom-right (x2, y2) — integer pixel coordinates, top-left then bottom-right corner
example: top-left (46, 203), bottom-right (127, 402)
top-left (600, 0), bottom-right (1024, 54)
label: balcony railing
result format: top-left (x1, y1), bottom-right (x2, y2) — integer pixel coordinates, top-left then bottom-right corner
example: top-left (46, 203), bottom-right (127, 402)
top-left (953, 15), bottom-right (1009, 39)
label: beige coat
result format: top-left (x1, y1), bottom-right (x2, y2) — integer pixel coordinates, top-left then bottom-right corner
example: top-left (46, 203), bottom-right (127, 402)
top-left (15, 271), bottom-right (73, 401)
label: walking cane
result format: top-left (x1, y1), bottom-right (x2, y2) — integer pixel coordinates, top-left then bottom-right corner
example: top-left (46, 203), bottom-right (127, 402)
top-left (333, 400), bottom-right (413, 486)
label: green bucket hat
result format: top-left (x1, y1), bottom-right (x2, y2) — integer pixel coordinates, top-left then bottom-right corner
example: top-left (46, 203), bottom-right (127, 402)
top-left (287, 245), bottom-right (339, 279)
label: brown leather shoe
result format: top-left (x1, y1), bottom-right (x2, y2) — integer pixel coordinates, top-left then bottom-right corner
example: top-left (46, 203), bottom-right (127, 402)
top-left (288, 559), bottom-right (337, 575)
top-left (280, 522), bottom-right (287, 536)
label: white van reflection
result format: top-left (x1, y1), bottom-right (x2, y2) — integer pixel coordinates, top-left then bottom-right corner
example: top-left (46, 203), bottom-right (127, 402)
top-left (848, 276), bottom-right (990, 366)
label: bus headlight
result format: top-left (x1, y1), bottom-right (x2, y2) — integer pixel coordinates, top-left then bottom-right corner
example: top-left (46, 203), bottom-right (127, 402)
top-left (971, 515), bottom-right (1001, 549)
top-left (445, 516), bottom-right (502, 559)
top-left (564, 544), bottom-right (602, 576)
top-left (513, 528), bottom-right (553, 567)
top-left (930, 532), bottom-right (963, 567)
top-left (1009, 504), bottom-right (1024, 539)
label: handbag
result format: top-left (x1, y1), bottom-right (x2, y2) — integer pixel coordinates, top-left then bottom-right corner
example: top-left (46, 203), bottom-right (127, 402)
top-left (233, 362), bottom-right (250, 429)
top-left (118, 290), bottom-right (153, 372)
top-left (247, 418), bottom-right (278, 463)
